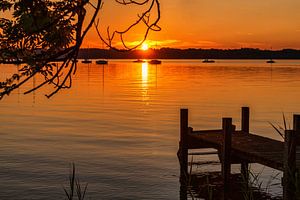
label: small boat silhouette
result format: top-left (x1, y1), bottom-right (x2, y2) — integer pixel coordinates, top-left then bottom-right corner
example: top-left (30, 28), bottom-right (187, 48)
top-left (82, 59), bottom-right (92, 64)
top-left (148, 59), bottom-right (162, 64)
top-left (202, 59), bottom-right (215, 63)
top-left (133, 59), bottom-right (146, 63)
top-left (96, 60), bottom-right (108, 64)
top-left (266, 59), bottom-right (275, 63)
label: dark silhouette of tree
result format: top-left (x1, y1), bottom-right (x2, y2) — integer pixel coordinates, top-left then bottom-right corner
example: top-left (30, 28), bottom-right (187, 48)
top-left (0, 0), bottom-right (160, 99)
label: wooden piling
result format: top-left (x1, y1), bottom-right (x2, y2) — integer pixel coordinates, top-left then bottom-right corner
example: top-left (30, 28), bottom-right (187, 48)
top-left (293, 114), bottom-right (300, 132)
top-left (293, 115), bottom-right (300, 172)
top-left (293, 116), bottom-right (300, 170)
top-left (241, 107), bottom-right (250, 183)
top-left (179, 109), bottom-right (188, 189)
top-left (282, 114), bottom-right (300, 200)
top-left (283, 130), bottom-right (296, 200)
top-left (222, 117), bottom-right (232, 199)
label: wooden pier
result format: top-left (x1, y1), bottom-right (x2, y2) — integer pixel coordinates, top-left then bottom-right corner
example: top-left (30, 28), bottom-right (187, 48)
top-left (178, 107), bottom-right (300, 200)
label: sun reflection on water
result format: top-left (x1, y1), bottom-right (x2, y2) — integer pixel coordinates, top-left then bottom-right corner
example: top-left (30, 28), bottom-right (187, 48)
top-left (141, 62), bottom-right (150, 105)
top-left (142, 62), bottom-right (148, 87)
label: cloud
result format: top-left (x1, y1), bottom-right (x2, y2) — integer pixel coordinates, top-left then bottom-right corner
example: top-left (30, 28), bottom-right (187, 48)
top-left (170, 40), bottom-right (224, 49)
top-left (236, 42), bottom-right (268, 49)
top-left (114, 39), bottom-right (180, 48)
top-left (236, 32), bottom-right (254, 36)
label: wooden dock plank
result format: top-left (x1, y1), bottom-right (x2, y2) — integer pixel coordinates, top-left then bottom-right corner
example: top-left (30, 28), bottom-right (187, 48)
top-left (179, 108), bottom-right (300, 200)
top-left (189, 130), bottom-right (284, 170)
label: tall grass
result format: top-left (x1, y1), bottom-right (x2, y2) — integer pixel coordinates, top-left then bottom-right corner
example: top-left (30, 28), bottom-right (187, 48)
top-left (268, 113), bottom-right (291, 139)
top-left (63, 163), bottom-right (88, 200)
top-left (241, 166), bottom-right (282, 200)
top-left (269, 113), bottom-right (300, 199)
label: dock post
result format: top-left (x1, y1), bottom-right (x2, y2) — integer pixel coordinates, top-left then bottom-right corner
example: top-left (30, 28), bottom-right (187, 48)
top-left (222, 117), bottom-right (233, 199)
top-left (293, 115), bottom-right (300, 131)
top-left (179, 109), bottom-right (188, 200)
top-left (241, 107), bottom-right (250, 184)
top-left (294, 115), bottom-right (300, 200)
top-left (283, 129), bottom-right (296, 200)
top-left (283, 114), bottom-right (300, 200)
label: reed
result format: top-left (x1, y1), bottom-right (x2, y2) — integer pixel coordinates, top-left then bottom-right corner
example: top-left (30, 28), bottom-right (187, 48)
top-left (269, 114), bottom-right (300, 199)
top-left (268, 113), bottom-right (291, 139)
top-left (63, 163), bottom-right (88, 200)
top-left (240, 166), bottom-right (282, 200)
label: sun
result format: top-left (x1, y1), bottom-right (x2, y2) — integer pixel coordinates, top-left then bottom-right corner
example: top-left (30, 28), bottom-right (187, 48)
top-left (141, 43), bottom-right (149, 51)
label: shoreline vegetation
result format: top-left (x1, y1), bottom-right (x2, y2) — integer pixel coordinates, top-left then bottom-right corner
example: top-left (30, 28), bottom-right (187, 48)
top-left (77, 48), bottom-right (300, 60)
top-left (2, 48), bottom-right (300, 64)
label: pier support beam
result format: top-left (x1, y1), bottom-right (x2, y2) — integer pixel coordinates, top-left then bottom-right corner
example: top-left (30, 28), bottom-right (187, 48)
top-left (283, 114), bottom-right (300, 200)
top-left (241, 107), bottom-right (250, 184)
top-left (179, 109), bottom-right (188, 200)
top-left (222, 117), bottom-right (233, 199)
top-left (283, 130), bottom-right (296, 200)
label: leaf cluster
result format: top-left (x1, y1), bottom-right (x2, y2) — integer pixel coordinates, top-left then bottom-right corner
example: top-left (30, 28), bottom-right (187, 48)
top-left (0, 0), bottom-right (87, 99)
top-left (0, 0), bottom-right (161, 99)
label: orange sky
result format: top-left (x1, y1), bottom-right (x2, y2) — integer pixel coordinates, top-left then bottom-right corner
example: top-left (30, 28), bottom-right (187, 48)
top-left (83, 0), bottom-right (300, 50)
top-left (1, 0), bottom-right (300, 49)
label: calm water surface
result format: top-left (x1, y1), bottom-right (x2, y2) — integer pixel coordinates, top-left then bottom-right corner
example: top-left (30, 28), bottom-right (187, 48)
top-left (1, 60), bottom-right (300, 199)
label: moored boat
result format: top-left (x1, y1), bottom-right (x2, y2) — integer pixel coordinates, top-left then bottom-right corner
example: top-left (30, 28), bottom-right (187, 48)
top-left (202, 59), bottom-right (215, 63)
top-left (148, 59), bottom-right (162, 64)
top-left (266, 59), bottom-right (275, 63)
top-left (96, 60), bottom-right (108, 64)
top-left (133, 59), bottom-right (146, 63)
top-left (82, 59), bottom-right (92, 64)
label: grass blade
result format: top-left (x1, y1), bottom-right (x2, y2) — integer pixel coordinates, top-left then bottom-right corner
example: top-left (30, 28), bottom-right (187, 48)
top-left (283, 113), bottom-right (287, 130)
top-left (268, 122), bottom-right (284, 139)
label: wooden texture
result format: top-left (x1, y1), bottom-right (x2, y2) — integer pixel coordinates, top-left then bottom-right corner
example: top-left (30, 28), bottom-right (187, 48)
top-left (222, 118), bottom-right (232, 199)
top-left (241, 107), bottom-right (250, 181)
top-left (296, 146), bottom-right (300, 168)
top-left (178, 108), bottom-right (300, 200)
top-left (283, 130), bottom-right (296, 200)
top-left (189, 130), bottom-right (284, 170)
top-left (179, 109), bottom-right (188, 183)
top-left (293, 115), bottom-right (300, 169)
top-left (179, 109), bottom-right (188, 200)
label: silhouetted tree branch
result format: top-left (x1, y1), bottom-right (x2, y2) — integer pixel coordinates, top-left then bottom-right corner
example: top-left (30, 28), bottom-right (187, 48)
top-left (95, 0), bottom-right (161, 51)
top-left (0, 0), bottom-right (161, 99)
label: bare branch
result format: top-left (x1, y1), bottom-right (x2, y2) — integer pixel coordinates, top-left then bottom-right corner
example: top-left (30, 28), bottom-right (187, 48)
top-left (0, 0), bottom-right (161, 99)
top-left (94, 0), bottom-right (161, 51)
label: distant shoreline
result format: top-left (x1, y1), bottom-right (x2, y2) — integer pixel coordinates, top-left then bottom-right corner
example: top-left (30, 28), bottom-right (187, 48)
top-left (78, 48), bottom-right (300, 60)
top-left (1, 48), bottom-right (300, 64)
top-left (2, 58), bottom-right (300, 65)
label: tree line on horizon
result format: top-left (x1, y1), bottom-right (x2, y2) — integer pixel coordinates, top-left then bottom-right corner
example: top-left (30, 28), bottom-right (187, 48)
top-left (78, 48), bottom-right (300, 59)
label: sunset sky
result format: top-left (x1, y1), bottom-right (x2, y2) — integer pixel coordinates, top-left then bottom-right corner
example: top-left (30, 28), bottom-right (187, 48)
top-left (83, 0), bottom-right (300, 49)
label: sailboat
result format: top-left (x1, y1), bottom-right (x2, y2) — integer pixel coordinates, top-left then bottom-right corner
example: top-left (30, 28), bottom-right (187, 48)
top-left (96, 43), bottom-right (108, 65)
top-left (133, 59), bottom-right (146, 63)
top-left (82, 58), bottom-right (92, 64)
top-left (202, 59), bottom-right (215, 63)
top-left (96, 59), bottom-right (108, 64)
top-left (266, 47), bottom-right (275, 63)
top-left (266, 59), bottom-right (275, 64)
top-left (148, 59), bottom-right (162, 64)
top-left (148, 42), bottom-right (162, 65)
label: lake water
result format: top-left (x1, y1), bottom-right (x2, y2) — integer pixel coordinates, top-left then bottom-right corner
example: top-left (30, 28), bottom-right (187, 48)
top-left (1, 59), bottom-right (300, 199)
